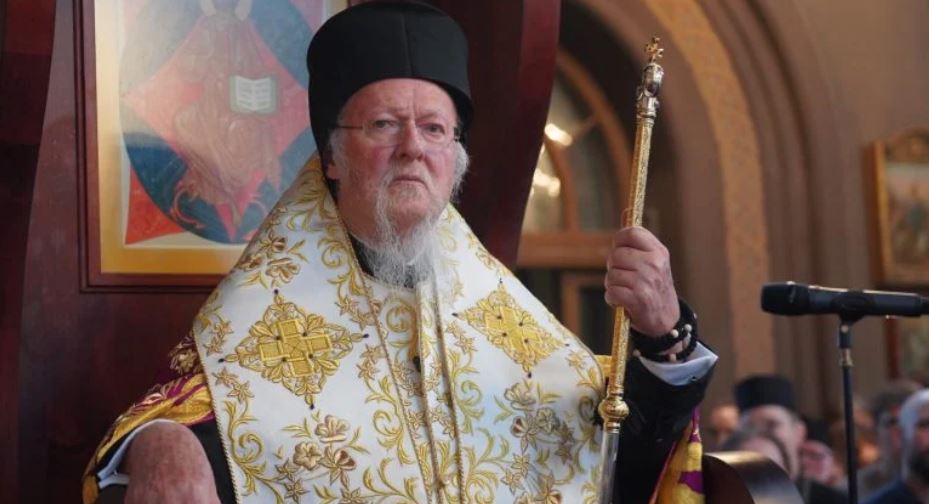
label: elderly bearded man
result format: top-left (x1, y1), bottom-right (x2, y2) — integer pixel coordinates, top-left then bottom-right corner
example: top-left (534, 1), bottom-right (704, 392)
top-left (865, 389), bottom-right (929, 504)
top-left (83, 3), bottom-right (716, 503)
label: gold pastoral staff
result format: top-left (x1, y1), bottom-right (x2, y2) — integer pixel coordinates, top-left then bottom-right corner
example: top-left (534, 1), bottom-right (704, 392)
top-left (597, 36), bottom-right (665, 504)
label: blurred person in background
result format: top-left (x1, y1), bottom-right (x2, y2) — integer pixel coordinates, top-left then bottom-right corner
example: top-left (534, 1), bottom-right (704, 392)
top-left (736, 375), bottom-right (847, 504)
top-left (800, 417), bottom-right (843, 488)
top-left (855, 381), bottom-right (923, 500)
top-left (864, 389), bottom-right (929, 504)
top-left (707, 403), bottom-right (739, 451)
top-left (722, 425), bottom-right (791, 475)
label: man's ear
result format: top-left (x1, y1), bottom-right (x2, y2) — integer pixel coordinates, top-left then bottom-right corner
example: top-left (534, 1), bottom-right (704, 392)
top-left (796, 417), bottom-right (808, 442)
top-left (325, 157), bottom-right (339, 179)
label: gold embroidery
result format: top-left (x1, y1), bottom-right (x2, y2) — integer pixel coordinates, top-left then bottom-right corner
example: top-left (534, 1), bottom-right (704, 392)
top-left (581, 463), bottom-right (602, 504)
top-left (282, 413), bottom-right (369, 489)
top-left (494, 380), bottom-right (582, 499)
top-left (444, 321), bottom-right (483, 435)
top-left (258, 318), bottom-right (334, 376)
top-left (169, 333), bottom-right (201, 374)
top-left (225, 293), bottom-right (364, 405)
top-left (372, 291), bottom-right (439, 494)
top-left (90, 373), bottom-right (213, 465)
top-left (189, 290), bottom-right (233, 357)
top-left (288, 160), bottom-right (379, 330)
top-left (459, 283), bottom-right (560, 373)
top-left (466, 232), bottom-right (513, 278)
top-left (460, 428), bottom-right (511, 504)
top-left (236, 228), bottom-right (309, 289)
top-left (435, 218), bottom-right (465, 303)
top-left (214, 369), bottom-right (302, 500)
top-left (283, 412), bottom-right (424, 503)
top-left (363, 373), bottom-right (418, 466)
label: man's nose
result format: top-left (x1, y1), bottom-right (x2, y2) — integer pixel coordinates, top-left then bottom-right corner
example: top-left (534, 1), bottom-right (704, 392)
top-left (395, 122), bottom-right (426, 161)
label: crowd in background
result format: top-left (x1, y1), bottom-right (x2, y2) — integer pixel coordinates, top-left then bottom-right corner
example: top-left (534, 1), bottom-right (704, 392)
top-left (707, 375), bottom-right (929, 503)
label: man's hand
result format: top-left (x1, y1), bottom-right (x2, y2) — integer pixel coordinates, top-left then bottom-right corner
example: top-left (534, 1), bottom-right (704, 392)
top-left (604, 227), bottom-right (680, 336)
top-left (123, 422), bottom-right (220, 504)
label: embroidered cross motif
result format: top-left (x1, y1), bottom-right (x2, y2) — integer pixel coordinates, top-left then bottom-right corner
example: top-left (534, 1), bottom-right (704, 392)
top-left (459, 283), bottom-right (560, 373)
top-left (484, 306), bottom-right (543, 356)
top-left (224, 293), bottom-right (363, 405)
top-left (258, 319), bottom-right (333, 377)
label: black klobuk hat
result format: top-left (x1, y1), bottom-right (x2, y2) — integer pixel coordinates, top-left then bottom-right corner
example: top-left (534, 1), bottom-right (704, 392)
top-left (306, 1), bottom-right (472, 154)
top-left (734, 374), bottom-right (798, 413)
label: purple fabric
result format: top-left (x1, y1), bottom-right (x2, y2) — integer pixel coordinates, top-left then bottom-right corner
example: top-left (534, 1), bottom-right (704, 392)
top-left (678, 470), bottom-right (704, 493)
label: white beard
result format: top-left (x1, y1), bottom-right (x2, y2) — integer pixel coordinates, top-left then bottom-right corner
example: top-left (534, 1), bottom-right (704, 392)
top-left (356, 189), bottom-right (443, 287)
top-left (330, 132), bottom-right (470, 287)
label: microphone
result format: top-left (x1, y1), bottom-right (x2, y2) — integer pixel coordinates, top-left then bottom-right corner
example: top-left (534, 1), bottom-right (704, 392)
top-left (761, 281), bottom-right (929, 319)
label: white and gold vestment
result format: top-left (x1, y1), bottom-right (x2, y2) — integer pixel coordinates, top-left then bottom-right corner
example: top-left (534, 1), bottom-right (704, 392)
top-left (85, 157), bottom-right (705, 504)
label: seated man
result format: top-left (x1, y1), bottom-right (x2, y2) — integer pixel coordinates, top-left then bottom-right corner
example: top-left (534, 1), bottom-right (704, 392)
top-left (865, 389), bottom-right (929, 504)
top-left (82, 2), bottom-right (716, 503)
top-left (800, 418), bottom-right (842, 488)
top-left (856, 380), bottom-right (922, 499)
top-left (735, 375), bottom-right (846, 504)
top-left (721, 425), bottom-right (792, 474)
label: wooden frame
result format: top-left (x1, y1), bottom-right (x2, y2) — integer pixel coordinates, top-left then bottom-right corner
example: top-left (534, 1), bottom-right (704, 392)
top-left (885, 315), bottom-right (929, 380)
top-left (79, 0), bottom-right (345, 290)
top-left (869, 128), bottom-right (929, 287)
top-left (559, 271), bottom-right (605, 335)
top-left (517, 50), bottom-right (629, 269)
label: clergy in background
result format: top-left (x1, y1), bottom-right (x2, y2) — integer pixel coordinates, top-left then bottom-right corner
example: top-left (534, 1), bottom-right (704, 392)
top-left (736, 375), bottom-right (847, 504)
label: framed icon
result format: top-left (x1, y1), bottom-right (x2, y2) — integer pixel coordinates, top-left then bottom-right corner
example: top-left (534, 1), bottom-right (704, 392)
top-left (869, 128), bottom-right (929, 287)
top-left (82, 0), bottom-right (345, 288)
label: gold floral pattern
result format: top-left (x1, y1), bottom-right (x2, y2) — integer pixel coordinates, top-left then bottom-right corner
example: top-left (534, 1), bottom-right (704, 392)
top-left (88, 373), bottom-right (213, 474)
top-left (286, 164), bottom-right (379, 330)
top-left (89, 158), bottom-right (618, 504)
top-left (225, 293), bottom-right (364, 405)
top-left (168, 333), bottom-right (201, 374)
top-left (283, 414), bottom-right (367, 488)
top-left (214, 370), bottom-right (374, 502)
top-left (444, 321), bottom-right (483, 435)
top-left (459, 283), bottom-right (561, 373)
top-left (466, 231), bottom-right (513, 279)
top-left (236, 229), bottom-right (309, 289)
top-left (187, 290), bottom-right (233, 358)
top-left (493, 381), bottom-right (583, 500)
top-left (282, 412), bottom-right (428, 503)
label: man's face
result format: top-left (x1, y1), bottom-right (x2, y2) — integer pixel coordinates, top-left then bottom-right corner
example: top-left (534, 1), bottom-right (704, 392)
top-left (904, 402), bottom-right (929, 483)
top-left (708, 404), bottom-right (738, 449)
top-left (799, 440), bottom-right (835, 484)
top-left (326, 78), bottom-right (459, 242)
top-left (876, 405), bottom-right (904, 460)
top-left (741, 405), bottom-right (805, 477)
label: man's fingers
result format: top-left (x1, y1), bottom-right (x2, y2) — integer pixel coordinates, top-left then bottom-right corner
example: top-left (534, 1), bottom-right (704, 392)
top-left (611, 226), bottom-right (665, 253)
top-left (604, 284), bottom-right (641, 310)
top-left (607, 246), bottom-right (666, 275)
top-left (606, 252), bottom-right (671, 298)
top-left (604, 267), bottom-right (640, 289)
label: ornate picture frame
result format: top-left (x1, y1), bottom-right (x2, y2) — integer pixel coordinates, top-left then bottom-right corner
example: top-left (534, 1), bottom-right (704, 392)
top-left (80, 0), bottom-right (345, 289)
top-left (886, 316), bottom-right (929, 381)
top-left (869, 128), bottom-right (929, 287)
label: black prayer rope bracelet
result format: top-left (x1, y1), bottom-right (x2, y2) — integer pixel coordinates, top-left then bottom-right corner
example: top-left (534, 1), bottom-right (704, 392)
top-left (630, 299), bottom-right (699, 362)
top-left (635, 329), bottom-right (699, 363)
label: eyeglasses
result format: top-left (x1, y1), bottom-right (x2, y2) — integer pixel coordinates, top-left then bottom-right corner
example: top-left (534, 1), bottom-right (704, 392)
top-left (334, 118), bottom-right (460, 147)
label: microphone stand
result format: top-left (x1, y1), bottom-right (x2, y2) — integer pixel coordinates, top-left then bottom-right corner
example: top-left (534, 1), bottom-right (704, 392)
top-left (836, 315), bottom-right (861, 504)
